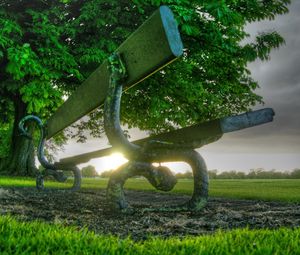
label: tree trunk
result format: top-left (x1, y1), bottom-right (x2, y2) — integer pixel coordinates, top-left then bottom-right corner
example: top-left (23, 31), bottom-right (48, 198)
top-left (0, 95), bottom-right (36, 176)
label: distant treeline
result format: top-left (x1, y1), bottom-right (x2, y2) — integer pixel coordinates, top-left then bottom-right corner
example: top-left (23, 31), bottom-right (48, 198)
top-left (98, 168), bottom-right (300, 179)
top-left (177, 168), bottom-right (300, 179)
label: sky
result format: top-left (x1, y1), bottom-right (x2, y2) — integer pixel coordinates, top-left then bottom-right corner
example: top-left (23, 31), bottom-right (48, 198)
top-left (56, 1), bottom-right (300, 173)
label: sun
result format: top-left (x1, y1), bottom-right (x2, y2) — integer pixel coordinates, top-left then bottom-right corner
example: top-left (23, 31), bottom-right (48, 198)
top-left (105, 153), bottom-right (128, 170)
top-left (90, 153), bottom-right (128, 174)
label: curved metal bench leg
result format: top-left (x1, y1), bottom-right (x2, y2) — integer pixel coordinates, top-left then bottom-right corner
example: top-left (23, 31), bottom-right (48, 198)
top-left (57, 165), bottom-right (81, 192)
top-left (19, 115), bottom-right (81, 192)
top-left (104, 54), bottom-right (208, 211)
top-left (106, 149), bottom-right (208, 212)
top-left (34, 165), bottom-right (82, 192)
top-left (36, 171), bottom-right (45, 191)
top-left (106, 161), bottom-right (177, 211)
top-left (184, 150), bottom-right (209, 211)
top-left (36, 165), bottom-right (81, 192)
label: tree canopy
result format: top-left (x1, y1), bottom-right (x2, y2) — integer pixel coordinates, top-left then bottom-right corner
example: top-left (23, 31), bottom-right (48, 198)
top-left (0, 0), bottom-right (290, 174)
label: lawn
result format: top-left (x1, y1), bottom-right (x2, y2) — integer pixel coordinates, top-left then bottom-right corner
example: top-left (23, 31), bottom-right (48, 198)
top-left (1, 176), bottom-right (300, 202)
top-left (0, 215), bottom-right (299, 255)
top-left (1, 176), bottom-right (300, 254)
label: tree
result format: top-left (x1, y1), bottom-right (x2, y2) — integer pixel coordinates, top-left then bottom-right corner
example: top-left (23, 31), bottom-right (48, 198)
top-left (290, 169), bottom-right (300, 179)
top-left (0, 1), bottom-right (83, 175)
top-left (0, 0), bottom-right (290, 175)
top-left (81, 165), bottom-right (98, 177)
top-left (208, 169), bottom-right (218, 179)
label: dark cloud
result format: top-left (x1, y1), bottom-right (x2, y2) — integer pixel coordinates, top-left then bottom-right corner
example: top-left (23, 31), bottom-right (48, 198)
top-left (239, 0), bottom-right (300, 146)
top-left (200, 0), bottom-right (300, 159)
top-left (247, 1), bottom-right (300, 91)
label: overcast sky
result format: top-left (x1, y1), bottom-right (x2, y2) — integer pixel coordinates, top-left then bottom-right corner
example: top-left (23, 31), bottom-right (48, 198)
top-left (200, 0), bottom-right (300, 172)
top-left (57, 1), bottom-right (300, 173)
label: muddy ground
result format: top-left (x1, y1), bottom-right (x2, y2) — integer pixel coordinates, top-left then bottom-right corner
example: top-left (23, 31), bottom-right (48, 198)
top-left (1, 187), bottom-right (300, 240)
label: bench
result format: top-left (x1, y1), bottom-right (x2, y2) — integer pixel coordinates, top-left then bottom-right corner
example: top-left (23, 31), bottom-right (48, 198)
top-left (18, 6), bottom-right (183, 191)
top-left (19, 6), bottom-right (275, 211)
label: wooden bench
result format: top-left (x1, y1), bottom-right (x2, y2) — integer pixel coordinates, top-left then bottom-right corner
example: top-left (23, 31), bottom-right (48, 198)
top-left (19, 6), bottom-right (275, 211)
top-left (19, 6), bottom-right (183, 191)
top-left (58, 107), bottom-right (274, 211)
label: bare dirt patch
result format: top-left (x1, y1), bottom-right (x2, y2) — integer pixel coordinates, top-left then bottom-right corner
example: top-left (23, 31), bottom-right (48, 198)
top-left (1, 187), bottom-right (299, 240)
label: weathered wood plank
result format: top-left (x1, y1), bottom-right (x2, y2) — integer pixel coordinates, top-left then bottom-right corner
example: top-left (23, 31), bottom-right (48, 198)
top-left (56, 108), bottom-right (274, 166)
top-left (46, 6), bottom-right (183, 139)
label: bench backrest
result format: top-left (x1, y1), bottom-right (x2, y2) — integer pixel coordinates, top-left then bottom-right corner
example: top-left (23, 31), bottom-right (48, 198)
top-left (46, 6), bottom-right (183, 139)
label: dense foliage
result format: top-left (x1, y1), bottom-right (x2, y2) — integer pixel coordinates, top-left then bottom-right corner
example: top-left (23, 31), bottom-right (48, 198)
top-left (0, 0), bottom-right (290, 174)
top-left (69, 0), bottom-right (290, 136)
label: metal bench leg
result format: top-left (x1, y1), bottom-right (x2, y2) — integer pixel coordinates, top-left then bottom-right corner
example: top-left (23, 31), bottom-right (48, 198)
top-left (106, 161), bottom-right (177, 211)
top-left (19, 115), bottom-right (81, 191)
top-left (106, 148), bottom-right (208, 211)
top-left (183, 150), bottom-right (209, 210)
top-left (105, 53), bottom-right (209, 211)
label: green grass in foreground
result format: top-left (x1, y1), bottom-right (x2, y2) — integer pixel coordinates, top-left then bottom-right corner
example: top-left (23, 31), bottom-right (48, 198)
top-left (0, 215), bottom-right (299, 255)
top-left (1, 176), bottom-right (300, 202)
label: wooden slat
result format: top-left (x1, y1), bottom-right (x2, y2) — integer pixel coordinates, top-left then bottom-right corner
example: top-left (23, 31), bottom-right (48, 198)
top-left (46, 6), bottom-right (183, 139)
top-left (56, 108), bottom-right (274, 166)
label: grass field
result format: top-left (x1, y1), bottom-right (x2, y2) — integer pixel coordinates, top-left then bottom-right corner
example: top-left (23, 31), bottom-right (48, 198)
top-left (0, 215), bottom-right (299, 254)
top-left (1, 176), bottom-right (300, 202)
top-left (1, 176), bottom-right (300, 254)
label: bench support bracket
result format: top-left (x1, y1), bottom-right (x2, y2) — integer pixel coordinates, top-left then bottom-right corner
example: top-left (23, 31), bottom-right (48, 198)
top-left (19, 115), bottom-right (81, 191)
top-left (104, 53), bottom-right (208, 211)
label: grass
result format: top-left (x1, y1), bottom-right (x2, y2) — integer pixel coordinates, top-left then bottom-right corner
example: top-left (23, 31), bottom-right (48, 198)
top-left (124, 178), bottom-right (300, 202)
top-left (1, 177), bottom-right (299, 254)
top-left (0, 215), bottom-right (299, 255)
top-left (1, 176), bottom-right (300, 202)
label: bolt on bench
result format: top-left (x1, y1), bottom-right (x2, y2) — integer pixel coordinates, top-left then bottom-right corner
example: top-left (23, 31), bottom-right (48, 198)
top-left (19, 6), bottom-right (274, 211)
